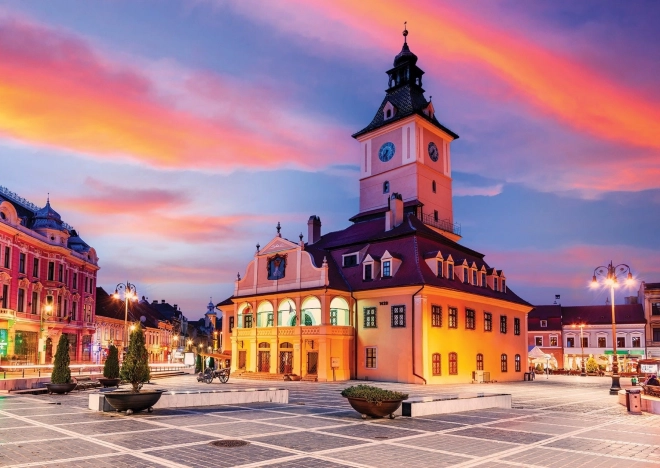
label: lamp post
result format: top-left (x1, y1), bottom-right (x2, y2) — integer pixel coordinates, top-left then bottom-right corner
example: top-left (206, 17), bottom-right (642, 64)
top-left (591, 261), bottom-right (634, 395)
top-left (112, 282), bottom-right (138, 351)
top-left (572, 323), bottom-right (586, 377)
top-left (39, 295), bottom-right (54, 364)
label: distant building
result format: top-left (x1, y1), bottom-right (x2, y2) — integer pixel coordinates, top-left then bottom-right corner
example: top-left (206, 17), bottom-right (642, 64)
top-left (527, 305), bottom-right (563, 368)
top-left (217, 32), bottom-right (532, 384)
top-left (638, 282), bottom-right (660, 358)
top-left (0, 186), bottom-right (99, 364)
top-left (149, 298), bottom-right (188, 355)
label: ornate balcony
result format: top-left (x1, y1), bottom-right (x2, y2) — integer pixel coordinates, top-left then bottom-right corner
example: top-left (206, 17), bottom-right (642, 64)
top-left (0, 308), bottom-right (16, 319)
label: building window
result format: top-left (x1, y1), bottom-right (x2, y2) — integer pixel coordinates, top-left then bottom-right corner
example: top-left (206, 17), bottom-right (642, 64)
top-left (366, 347), bottom-right (377, 368)
top-left (447, 263), bottom-right (453, 280)
top-left (364, 264), bottom-right (372, 281)
top-left (437, 261), bottom-right (443, 278)
top-left (501, 354), bottom-right (508, 372)
top-left (654, 328), bottom-right (660, 342)
top-left (597, 336), bottom-right (606, 347)
top-left (632, 336), bottom-right (641, 348)
top-left (330, 310), bottom-right (337, 326)
top-left (48, 262), bottom-right (54, 281)
top-left (57, 296), bottom-right (62, 317)
top-left (500, 315), bottom-right (507, 334)
top-left (431, 305), bottom-right (442, 327)
top-left (476, 353), bottom-right (484, 371)
top-left (581, 336), bottom-right (589, 348)
top-left (494, 277), bottom-right (499, 291)
top-left (383, 181), bottom-right (390, 194)
top-left (514, 318), bottom-right (520, 335)
top-left (535, 336), bottom-right (543, 346)
top-left (449, 352), bottom-right (458, 375)
top-left (85, 277), bottom-right (89, 293)
top-left (481, 272), bottom-right (486, 287)
top-left (472, 270), bottom-right (477, 285)
top-left (502, 279), bottom-right (506, 292)
top-left (383, 261), bottom-right (391, 277)
top-left (434, 210), bottom-right (439, 222)
top-left (652, 303), bottom-right (660, 316)
top-left (267, 313), bottom-right (274, 327)
top-left (540, 320), bottom-right (547, 328)
top-left (432, 353), bottom-right (441, 375)
top-left (550, 335), bottom-right (558, 347)
top-left (58, 264), bottom-right (63, 282)
top-left (515, 354), bottom-right (521, 372)
top-left (73, 273), bottom-right (78, 289)
top-left (72, 302), bottom-right (77, 321)
top-left (244, 314), bottom-right (253, 329)
top-left (18, 253), bottom-right (25, 274)
top-left (229, 316), bottom-right (234, 333)
top-left (364, 307), bottom-right (377, 328)
top-left (463, 268), bottom-right (468, 283)
top-left (617, 337), bottom-right (625, 348)
top-left (391, 305), bottom-right (405, 327)
top-left (484, 312), bottom-right (492, 331)
top-left (3, 246), bottom-right (9, 268)
top-left (343, 254), bottom-right (358, 267)
top-left (17, 288), bottom-right (25, 312)
top-left (1, 284), bottom-right (7, 308)
top-left (31, 291), bottom-right (38, 314)
top-left (465, 309), bottom-right (475, 330)
top-left (448, 307), bottom-right (458, 328)
top-left (33, 258), bottom-right (39, 278)
top-left (432, 180), bottom-right (436, 193)
top-left (567, 337), bottom-right (575, 348)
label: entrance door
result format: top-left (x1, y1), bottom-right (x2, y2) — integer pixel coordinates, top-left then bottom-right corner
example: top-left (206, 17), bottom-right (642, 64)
top-left (238, 350), bottom-right (247, 370)
top-left (258, 351), bottom-right (270, 372)
top-left (307, 351), bottom-right (318, 374)
top-left (279, 351), bottom-right (293, 374)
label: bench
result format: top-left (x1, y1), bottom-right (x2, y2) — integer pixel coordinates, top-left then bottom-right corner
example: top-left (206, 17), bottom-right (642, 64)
top-left (75, 376), bottom-right (101, 391)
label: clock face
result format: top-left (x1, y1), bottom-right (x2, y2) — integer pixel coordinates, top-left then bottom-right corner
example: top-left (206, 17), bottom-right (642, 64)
top-left (428, 142), bottom-right (439, 162)
top-left (378, 142), bottom-right (396, 162)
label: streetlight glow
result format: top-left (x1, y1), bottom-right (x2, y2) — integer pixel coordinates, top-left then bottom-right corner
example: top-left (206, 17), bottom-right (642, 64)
top-left (113, 281), bottom-right (138, 350)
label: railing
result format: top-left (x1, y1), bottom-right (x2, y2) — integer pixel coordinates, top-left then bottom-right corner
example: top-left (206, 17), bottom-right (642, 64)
top-left (0, 308), bottom-right (16, 319)
top-left (233, 325), bottom-right (354, 338)
top-left (0, 362), bottom-right (189, 379)
top-left (417, 212), bottom-right (461, 236)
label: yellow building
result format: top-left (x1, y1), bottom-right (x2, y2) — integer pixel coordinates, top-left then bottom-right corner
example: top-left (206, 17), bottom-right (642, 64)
top-left (217, 31), bottom-right (532, 384)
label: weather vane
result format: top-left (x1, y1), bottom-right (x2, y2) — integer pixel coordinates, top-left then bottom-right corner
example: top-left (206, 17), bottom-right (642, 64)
top-left (403, 21), bottom-right (408, 43)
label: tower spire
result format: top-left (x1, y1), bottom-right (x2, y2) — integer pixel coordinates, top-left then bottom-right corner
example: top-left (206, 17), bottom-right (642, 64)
top-left (403, 21), bottom-right (408, 44)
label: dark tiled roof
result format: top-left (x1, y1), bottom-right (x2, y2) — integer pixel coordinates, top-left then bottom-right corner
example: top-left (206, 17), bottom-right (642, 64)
top-left (561, 304), bottom-right (645, 325)
top-left (352, 84), bottom-right (459, 139)
top-left (528, 305), bottom-right (563, 331)
top-left (95, 288), bottom-right (168, 329)
top-left (644, 283), bottom-right (660, 290)
top-left (216, 297), bottom-right (234, 307)
top-left (349, 199), bottom-right (421, 223)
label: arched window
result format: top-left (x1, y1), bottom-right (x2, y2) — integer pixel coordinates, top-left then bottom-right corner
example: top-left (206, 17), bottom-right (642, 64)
top-left (501, 354), bottom-right (508, 372)
top-left (476, 353), bottom-right (484, 371)
top-left (515, 354), bottom-right (521, 372)
top-left (277, 298), bottom-right (296, 326)
top-left (432, 353), bottom-right (441, 375)
top-left (280, 342), bottom-right (293, 349)
top-left (383, 181), bottom-right (390, 194)
top-left (432, 180), bottom-right (436, 193)
top-left (237, 303), bottom-right (252, 329)
top-left (330, 297), bottom-right (350, 326)
top-left (449, 352), bottom-right (458, 375)
top-left (258, 342), bottom-right (270, 348)
top-left (301, 296), bottom-right (321, 326)
top-left (257, 301), bottom-right (273, 328)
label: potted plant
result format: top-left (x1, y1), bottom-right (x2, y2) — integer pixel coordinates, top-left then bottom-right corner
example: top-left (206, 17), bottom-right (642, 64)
top-left (99, 345), bottom-right (121, 387)
top-left (46, 334), bottom-right (77, 394)
top-left (341, 384), bottom-right (408, 419)
top-left (104, 326), bottom-right (165, 415)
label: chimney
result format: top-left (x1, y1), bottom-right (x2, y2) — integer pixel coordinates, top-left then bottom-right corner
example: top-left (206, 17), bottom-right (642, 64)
top-left (161, 299), bottom-right (165, 304)
top-left (624, 296), bottom-right (638, 305)
top-left (152, 300), bottom-right (157, 304)
top-left (386, 193), bottom-right (403, 230)
top-left (307, 215), bottom-right (321, 244)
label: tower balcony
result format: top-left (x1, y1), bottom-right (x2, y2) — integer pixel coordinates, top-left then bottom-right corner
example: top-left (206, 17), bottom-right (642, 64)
top-left (417, 212), bottom-right (461, 237)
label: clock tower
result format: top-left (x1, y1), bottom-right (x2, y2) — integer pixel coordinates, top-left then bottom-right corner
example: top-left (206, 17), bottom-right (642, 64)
top-left (352, 27), bottom-right (460, 239)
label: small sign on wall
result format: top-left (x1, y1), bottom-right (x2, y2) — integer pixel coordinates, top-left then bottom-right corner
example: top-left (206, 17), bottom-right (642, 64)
top-left (379, 301), bottom-right (388, 306)
top-left (331, 357), bottom-right (340, 368)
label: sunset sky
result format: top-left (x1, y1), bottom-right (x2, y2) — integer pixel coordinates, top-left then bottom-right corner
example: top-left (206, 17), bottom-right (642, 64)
top-left (1, 0), bottom-right (658, 319)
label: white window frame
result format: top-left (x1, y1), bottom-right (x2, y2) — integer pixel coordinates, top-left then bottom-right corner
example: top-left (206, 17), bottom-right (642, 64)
top-left (540, 320), bottom-right (548, 328)
top-left (549, 335), bottom-right (558, 347)
top-left (534, 336), bottom-right (543, 347)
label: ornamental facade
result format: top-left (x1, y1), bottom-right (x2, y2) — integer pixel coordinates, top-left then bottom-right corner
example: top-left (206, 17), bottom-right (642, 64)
top-left (217, 30), bottom-right (532, 384)
top-left (0, 187), bottom-right (99, 364)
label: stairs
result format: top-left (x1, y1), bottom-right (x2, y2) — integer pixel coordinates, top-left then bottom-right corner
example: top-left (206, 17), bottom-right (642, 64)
top-left (302, 374), bottom-right (318, 382)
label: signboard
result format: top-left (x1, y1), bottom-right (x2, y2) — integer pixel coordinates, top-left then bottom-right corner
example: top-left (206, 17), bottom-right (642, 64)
top-left (331, 357), bottom-right (340, 369)
top-left (0, 329), bottom-right (7, 357)
top-left (183, 352), bottom-right (195, 366)
top-left (641, 364), bottom-right (659, 374)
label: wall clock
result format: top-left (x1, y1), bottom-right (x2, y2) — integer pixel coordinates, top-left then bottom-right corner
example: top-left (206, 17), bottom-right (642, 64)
top-left (428, 142), bottom-right (439, 162)
top-left (378, 142), bottom-right (395, 162)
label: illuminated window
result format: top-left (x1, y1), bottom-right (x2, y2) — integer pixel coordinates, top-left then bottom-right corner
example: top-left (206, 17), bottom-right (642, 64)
top-left (449, 352), bottom-right (458, 375)
top-left (448, 307), bottom-right (458, 328)
top-left (476, 353), bottom-right (484, 371)
top-left (484, 312), bottom-right (492, 331)
top-left (515, 354), bottom-right (521, 372)
top-left (431, 305), bottom-right (442, 327)
top-left (432, 353), bottom-right (441, 375)
top-left (391, 305), bottom-right (405, 327)
top-left (535, 336), bottom-right (543, 346)
top-left (465, 309), bottom-right (475, 330)
top-left (501, 354), bottom-right (508, 372)
top-left (366, 347), bottom-right (377, 368)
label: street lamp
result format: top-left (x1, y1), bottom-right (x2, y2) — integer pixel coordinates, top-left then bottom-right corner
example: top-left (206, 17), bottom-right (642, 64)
top-left (591, 261), bottom-right (635, 395)
top-left (113, 282), bottom-right (138, 350)
top-left (572, 323), bottom-right (586, 377)
top-left (39, 295), bottom-right (54, 364)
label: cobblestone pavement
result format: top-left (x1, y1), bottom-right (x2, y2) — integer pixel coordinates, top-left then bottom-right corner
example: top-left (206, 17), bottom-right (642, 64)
top-left (1, 375), bottom-right (659, 467)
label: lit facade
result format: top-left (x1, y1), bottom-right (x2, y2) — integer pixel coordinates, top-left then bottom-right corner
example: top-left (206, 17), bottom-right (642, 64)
top-left (527, 305), bottom-right (563, 368)
top-left (638, 282), bottom-right (660, 359)
top-left (0, 186), bottom-right (99, 364)
top-left (217, 33), bottom-right (532, 384)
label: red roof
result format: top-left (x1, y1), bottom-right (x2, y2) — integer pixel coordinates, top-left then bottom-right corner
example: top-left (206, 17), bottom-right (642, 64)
top-left (561, 304), bottom-right (645, 325)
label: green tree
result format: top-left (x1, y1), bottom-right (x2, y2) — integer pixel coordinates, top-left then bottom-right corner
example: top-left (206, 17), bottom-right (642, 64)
top-left (120, 326), bottom-right (151, 392)
top-left (195, 354), bottom-right (203, 373)
top-left (50, 334), bottom-right (72, 384)
top-left (103, 344), bottom-right (120, 379)
top-left (586, 356), bottom-right (599, 373)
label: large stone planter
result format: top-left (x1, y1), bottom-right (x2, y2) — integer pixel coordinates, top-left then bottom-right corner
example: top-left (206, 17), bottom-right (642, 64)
top-left (345, 397), bottom-right (404, 419)
top-left (104, 389), bottom-right (165, 415)
top-left (98, 378), bottom-right (121, 388)
top-left (45, 382), bottom-right (78, 394)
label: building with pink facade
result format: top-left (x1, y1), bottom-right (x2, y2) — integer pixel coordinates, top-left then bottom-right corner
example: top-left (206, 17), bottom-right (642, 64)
top-left (0, 187), bottom-right (99, 364)
top-left (217, 31), bottom-right (532, 384)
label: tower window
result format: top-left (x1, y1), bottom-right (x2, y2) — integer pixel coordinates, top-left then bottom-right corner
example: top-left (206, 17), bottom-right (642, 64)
top-left (386, 109), bottom-right (392, 119)
top-left (434, 210), bottom-right (438, 221)
top-left (432, 181), bottom-right (436, 193)
top-left (383, 181), bottom-right (390, 194)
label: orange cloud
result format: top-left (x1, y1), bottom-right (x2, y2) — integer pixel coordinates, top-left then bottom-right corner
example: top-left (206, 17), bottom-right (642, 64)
top-left (0, 14), bottom-right (352, 171)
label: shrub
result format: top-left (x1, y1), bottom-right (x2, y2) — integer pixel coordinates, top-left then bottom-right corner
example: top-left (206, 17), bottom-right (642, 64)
top-left (103, 345), bottom-right (120, 379)
top-left (586, 357), bottom-right (599, 373)
top-left (120, 326), bottom-right (151, 392)
top-left (208, 356), bottom-right (215, 369)
top-left (51, 334), bottom-right (71, 384)
top-left (341, 385), bottom-right (408, 404)
top-left (195, 354), bottom-right (203, 373)
top-left (535, 364), bottom-right (543, 372)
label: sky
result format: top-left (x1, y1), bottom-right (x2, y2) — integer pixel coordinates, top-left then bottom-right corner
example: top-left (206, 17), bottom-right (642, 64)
top-left (1, 0), bottom-right (658, 320)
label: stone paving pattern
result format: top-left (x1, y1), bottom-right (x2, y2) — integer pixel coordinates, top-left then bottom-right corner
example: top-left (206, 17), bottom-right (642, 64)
top-left (1, 374), bottom-right (659, 467)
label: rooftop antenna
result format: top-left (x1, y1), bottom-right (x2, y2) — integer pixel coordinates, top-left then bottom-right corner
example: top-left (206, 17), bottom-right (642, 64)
top-left (403, 21), bottom-right (408, 43)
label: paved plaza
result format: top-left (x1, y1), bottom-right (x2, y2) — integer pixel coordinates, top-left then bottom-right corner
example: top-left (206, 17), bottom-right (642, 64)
top-left (1, 375), bottom-right (659, 467)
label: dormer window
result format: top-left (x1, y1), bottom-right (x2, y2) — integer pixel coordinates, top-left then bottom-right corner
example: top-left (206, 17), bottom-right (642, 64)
top-left (363, 253), bottom-right (380, 281)
top-left (494, 277), bottom-right (499, 291)
top-left (343, 254), bottom-right (358, 267)
top-left (386, 109), bottom-right (392, 118)
top-left (501, 279), bottom-right (506, 292)
top-left (383, 101), bottom-right (396, 121)
top-left (463, 268), bottom-right (468, 284)
top-left (481, 272), bottom-right (486, 287)
top-left (540, 320), bottom-right (548, 328)
top-left (383, 181), bottom-right (390, 194)
top-left (383, 261), bottom-right (391, 277)
top-left (472, 270), bottom-right (477, 285)
top-left (364, 264), bottom-right (373, 281)
top-left (447, 263), bottom-right (454, 280)
top-left (437, 260), bottom-right (443, 278)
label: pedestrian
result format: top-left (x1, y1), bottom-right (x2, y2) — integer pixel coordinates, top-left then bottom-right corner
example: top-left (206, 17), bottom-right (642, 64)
top-left (646, 374), bottom-right (660, 386)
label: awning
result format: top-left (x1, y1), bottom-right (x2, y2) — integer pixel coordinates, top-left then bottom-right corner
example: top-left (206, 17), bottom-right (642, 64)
top-left (603, 350), bottom-right (642, 355)
top-left (528, 346), bottom-right (547, 359)
top-left (199, 352), bottom-right (232, 360)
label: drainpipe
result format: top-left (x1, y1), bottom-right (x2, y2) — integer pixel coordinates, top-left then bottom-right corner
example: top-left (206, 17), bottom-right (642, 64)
top-left (351, 291), bottom-right (358, 381)
top-left (412, 285), bottom-right (426, 384)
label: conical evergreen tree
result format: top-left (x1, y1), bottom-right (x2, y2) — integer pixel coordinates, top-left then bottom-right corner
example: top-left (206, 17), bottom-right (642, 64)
top-left (195, 354), bottom-right (203, 373)
top-left (103, 344), bottom-right (120, 379)
top-left (208, 356), bottom-right (215, 369)
top-left (51, 334), bottom-right (71, 384)
top-left (120, 326), bottom-right (151, 392)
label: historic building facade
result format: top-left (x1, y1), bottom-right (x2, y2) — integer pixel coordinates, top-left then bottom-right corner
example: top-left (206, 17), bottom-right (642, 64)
top-left (217, 31), bottom-right (532, 384)
top-left (0, 186), bottom-right (99, 364)
top-left (527, 305), bottom-right (563, 369)
top-left (638, 282), bottom-right (660, 359)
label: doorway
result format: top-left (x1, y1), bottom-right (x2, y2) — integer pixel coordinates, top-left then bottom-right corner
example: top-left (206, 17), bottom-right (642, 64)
top-left (258, 351), bottom-right (270, 372)
top-left (307, 351), bottom-right (318, 374)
